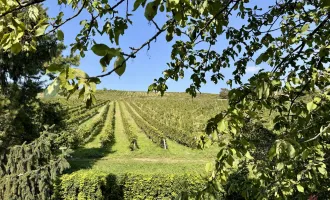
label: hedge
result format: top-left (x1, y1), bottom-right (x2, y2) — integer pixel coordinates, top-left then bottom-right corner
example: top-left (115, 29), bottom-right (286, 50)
top-left (56, 170), bottom-right (213, 200)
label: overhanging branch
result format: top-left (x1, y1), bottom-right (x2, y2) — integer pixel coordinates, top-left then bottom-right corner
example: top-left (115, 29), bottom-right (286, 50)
top-left (0, 0), bottom-right (45, 18)
top-left (88, 21), bottom-right (172, 79)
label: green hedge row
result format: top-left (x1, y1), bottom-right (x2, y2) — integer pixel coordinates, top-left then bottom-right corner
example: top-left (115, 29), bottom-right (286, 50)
top-left (56, 170), bottom-right (211, 200)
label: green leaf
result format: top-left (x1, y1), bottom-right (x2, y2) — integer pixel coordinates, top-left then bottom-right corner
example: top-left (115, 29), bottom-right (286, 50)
top-left (301, 23), bottom-right (309, 33)
top-left (319, 46), bottom-right (327, 57)
top-left (44, 79), bottom-right (60, 98)
top-left (35, 24), bottom-right (48, 36)
top-left (46, 64), bottom-right (63, 73)
top-left (314, 96), bottom-right (321, 104)
top-left (296, 185), bottom-right (304, 193)
top-left (276, 162), bottom-right (284, 170)
top-left (306, 101), bottom-right (317, 113)
top-left (166, 33), bottom-right (173, 42)
top-left (217, 119), bottom-right (226, 132)
top-left (91, 44), bottom-right (110, 56)
top-left (133, 0), bottom-right (146, 11)
top-left (287, 142), bottom-right (295, 158)
top-left (159, 4), bottom-right (165, 12)
top-left (57, 30), bottom-right (64, 41)
top-left (114, 55), bottom-right (126, 76)
top-left (11, 43), bottom-right (22, 54)
top-left (144, 1), bottom-right (158, 21)
top-left (318, 167), bottom-right (327, 175)
top-left (73, 68), bottom-right (89, 78)
top-left (256, 54), bottom-right (263, 65)
top-left (205, 162), bottom-right (212, 172)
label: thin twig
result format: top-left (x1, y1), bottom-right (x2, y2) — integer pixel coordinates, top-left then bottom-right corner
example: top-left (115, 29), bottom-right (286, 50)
top-left (151, 19), bottom-right (161, 31)
top-left (126, 0), bottom-right (129, 20)
top-left (304, 123), bottom-right (330, 143)
top-left (46, 0), bottom-right (88, 35)
top-left (15, 0), bottom-right (22, 6)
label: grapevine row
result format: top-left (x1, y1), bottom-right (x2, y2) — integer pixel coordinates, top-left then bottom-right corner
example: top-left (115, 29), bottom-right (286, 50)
top-left (78, 103), bottom-right (110, 144)
top-left (65, 101), bottom-right (109, 125)
top-left (129, 102), bottom-right (197, 148)
top-left (100, 102), bottom-right (116, 147)
top-left (124, 102), bottom-right (167, 149)
top-left (119, 102), bottom-right (138, 151)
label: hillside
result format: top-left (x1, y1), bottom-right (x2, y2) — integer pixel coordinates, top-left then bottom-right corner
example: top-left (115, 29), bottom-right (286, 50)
top-left (44, 90), bottom-right (227, 199)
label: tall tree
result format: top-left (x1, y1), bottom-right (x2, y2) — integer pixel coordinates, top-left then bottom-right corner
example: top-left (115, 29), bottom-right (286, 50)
top-left (0, 5), bottom-right (77, 199)
top-left (1, 0), bottom-right (330, 199)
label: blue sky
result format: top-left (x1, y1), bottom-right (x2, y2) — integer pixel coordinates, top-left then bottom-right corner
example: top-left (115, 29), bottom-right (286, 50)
top-left (44, 0), bottom-right (274, 94)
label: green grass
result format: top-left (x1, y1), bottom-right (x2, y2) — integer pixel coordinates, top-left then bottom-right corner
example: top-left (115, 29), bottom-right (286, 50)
top-left (68, 100), bottom-right (219, 175)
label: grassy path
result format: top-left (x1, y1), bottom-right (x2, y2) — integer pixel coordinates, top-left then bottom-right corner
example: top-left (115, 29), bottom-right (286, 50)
top-left (105, 101), bottom-right (131, 155)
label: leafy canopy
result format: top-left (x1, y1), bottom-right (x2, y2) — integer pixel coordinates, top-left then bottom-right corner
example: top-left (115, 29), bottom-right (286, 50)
top-left (1, 0), bottom-right (330, 199)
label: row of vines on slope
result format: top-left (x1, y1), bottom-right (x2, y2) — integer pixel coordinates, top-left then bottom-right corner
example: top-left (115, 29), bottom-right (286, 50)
top-left (131, 98), bottom-right (227, 134)
top-left (128, 102), bottom-right (197, 148)
top-left (81, 103), bottom-right (110, 144)
top-left (65, 100), bottom-right (109, 125)
top-left (124, 102), bottom-right (167, 149)
top-left (119, 102), bottom-right (138, 151)
top-left (100, 102), bottom-right (116, 147)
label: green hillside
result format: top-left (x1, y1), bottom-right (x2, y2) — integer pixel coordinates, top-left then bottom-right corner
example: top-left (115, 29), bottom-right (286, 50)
top-left (44, 90), bottom-right (227, 199)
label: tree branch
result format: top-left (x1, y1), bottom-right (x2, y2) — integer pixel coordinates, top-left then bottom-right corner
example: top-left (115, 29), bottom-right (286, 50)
top-left (303, 123), bottom-right (330, 143)
top-left (46, 0), bottom-right (88, 35)
top-left (89, 21), bottom-right (172, 79)
top-left (193, 0), bottom-right (239, 42)
top-left (272, 14), bottom-right (330, 73)
top-left (0, 0), bottom-right (45, 18)
top-left (81, 0), bottom-right (125, 44)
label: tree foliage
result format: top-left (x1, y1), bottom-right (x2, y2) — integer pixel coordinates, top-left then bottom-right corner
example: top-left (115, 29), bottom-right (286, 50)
top-left (1, 0), bottom-right (330, 199)
top-left (219, 88), bottom-right (229, 99)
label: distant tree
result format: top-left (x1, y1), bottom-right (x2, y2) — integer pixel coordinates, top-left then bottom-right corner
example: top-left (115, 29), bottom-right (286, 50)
top-left (219, 88), bottom-right (229, 99)
top-left (103, 87), bottom-right (107, 91)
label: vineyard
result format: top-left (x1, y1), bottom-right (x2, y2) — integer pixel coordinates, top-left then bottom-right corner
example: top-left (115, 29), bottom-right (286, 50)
top-left (43, 90), bottom-right (227, 199)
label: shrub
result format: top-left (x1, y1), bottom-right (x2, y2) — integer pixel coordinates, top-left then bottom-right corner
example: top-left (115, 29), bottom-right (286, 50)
top-left (57, 171), bottom-right (216, 200)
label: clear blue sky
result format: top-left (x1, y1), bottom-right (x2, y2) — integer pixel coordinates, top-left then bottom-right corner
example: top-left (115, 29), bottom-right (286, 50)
top-left (44, 0), bottom-right (274, 93)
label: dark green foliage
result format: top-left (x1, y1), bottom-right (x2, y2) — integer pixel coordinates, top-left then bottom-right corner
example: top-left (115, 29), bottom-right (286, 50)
top-left (0, 95), bottom-right (67, 150)
top-left (0, 35), bottom-right (56, 92)
top-left (0, 132), bottom-right (70, 200)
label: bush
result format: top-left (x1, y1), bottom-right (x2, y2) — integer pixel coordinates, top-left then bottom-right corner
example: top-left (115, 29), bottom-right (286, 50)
top-left (58, 170), bottom-right (108, 200)
top-left (57, 171), bottom-right (214, 200)
top-left (219, 88), bottom-right (229, 99)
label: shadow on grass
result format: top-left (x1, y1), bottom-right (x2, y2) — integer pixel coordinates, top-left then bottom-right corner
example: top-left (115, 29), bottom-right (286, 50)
top-left (104, 174), bottom-right (125, 200)
top-left (66, 145), bottom-right (116, 172)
